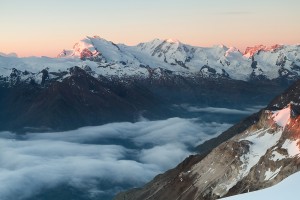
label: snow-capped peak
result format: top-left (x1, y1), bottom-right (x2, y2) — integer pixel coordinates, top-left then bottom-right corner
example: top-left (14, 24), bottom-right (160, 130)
top-left (165, 38), bottom-right (180, 44)
top-left (225, 46), bottom-right (240, 57)
top-left (244, 44), bottom-right (283, 58)
top-left (215, 44), bottom-right (228, 49)
top-left (137, 38), bottom-right (181, 52)
top-left (57, 36), bottom-right (100, 59)
top-left (90, 35), bottom-right (105, 40)
top-left (57, 36), bottom-right (125, 61)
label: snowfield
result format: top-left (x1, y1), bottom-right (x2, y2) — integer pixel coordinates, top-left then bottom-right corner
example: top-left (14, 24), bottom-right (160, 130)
top-left (222, 171), bottom-right (300, 200)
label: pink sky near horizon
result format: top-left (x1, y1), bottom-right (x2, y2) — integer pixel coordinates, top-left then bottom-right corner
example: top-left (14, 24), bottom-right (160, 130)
top-left (0, 0), bottom-right (299, 57)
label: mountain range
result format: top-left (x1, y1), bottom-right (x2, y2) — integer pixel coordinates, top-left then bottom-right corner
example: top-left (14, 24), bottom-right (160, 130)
top-left (1, 36), bottom-right (299, 132)
top-left (2, 36), bottom-right (300, 84)
top-left (56, 36), bottom-right (300, 81)
top-left (1, 36), bottom-right (300, 199)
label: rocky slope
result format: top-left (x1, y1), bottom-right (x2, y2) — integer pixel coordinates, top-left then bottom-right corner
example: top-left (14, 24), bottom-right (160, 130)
top-left (115, 80), bottom-right (300, 200)
top-left (0, 36), bottom-right (299, 132)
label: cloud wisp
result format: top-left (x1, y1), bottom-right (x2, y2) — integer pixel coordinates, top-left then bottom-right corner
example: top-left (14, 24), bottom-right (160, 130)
top-left (176, 104), bottom-right (264, 115)
top-left (0, 118), bottom-right (231, 200)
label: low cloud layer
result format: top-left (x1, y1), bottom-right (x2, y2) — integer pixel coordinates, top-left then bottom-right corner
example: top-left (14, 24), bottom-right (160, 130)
top-left (176, 104), bottom-right (264, 115)
top-left (0, 118), bottom-right (231, 200)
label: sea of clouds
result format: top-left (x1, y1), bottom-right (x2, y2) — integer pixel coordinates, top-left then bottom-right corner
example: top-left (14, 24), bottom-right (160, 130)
top-left (0, 117), bottom-right (233, 199)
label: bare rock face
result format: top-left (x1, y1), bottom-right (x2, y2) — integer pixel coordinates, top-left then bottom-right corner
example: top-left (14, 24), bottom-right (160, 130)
top-left (80, 48), bottom-right (94, 60)
top-left (115, 81), bottom-right (300, 200)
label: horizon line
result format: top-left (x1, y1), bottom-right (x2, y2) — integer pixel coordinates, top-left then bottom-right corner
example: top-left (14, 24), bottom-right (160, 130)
top-left (1, 35), bottom-right (299, 58)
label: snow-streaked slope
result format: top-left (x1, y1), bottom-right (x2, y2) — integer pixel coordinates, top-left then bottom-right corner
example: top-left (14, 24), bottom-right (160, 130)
top-left (190, 106), bottom-right (292, 198)
top-left (210, 105), bottom-right (300, 198)
top-left (222, 171), bottom-right (300, 200)
top-left (213, 128), bottom-right (283, 195)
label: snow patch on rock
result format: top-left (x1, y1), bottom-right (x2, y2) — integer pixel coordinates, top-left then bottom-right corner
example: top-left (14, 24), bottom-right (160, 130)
top-left (264, 167), bottom-right (282, 181)
top-left (270, 151), bottom-right (286, 161)
top-left (281, 139), bottom-right (300, 157)
top-left (238, 129), bottom-right (283, 180)
top-left (272, 105), bottom-right (291, 128)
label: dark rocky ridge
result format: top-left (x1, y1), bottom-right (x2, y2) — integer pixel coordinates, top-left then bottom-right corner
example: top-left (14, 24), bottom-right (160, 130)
top-left (0, 65), bottom-right (290, 132)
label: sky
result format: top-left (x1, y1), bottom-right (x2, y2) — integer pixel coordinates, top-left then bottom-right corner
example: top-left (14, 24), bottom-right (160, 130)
top-left (0, 0), bottom-right (299, 57)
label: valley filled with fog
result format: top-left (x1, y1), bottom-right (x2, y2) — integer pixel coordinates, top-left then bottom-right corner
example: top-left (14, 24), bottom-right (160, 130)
top-left (0, 106), bottom-right (262, 200)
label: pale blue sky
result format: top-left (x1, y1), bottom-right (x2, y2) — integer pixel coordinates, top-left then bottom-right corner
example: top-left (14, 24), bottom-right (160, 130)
top-left (0, 0), bottom-right (299, 56)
